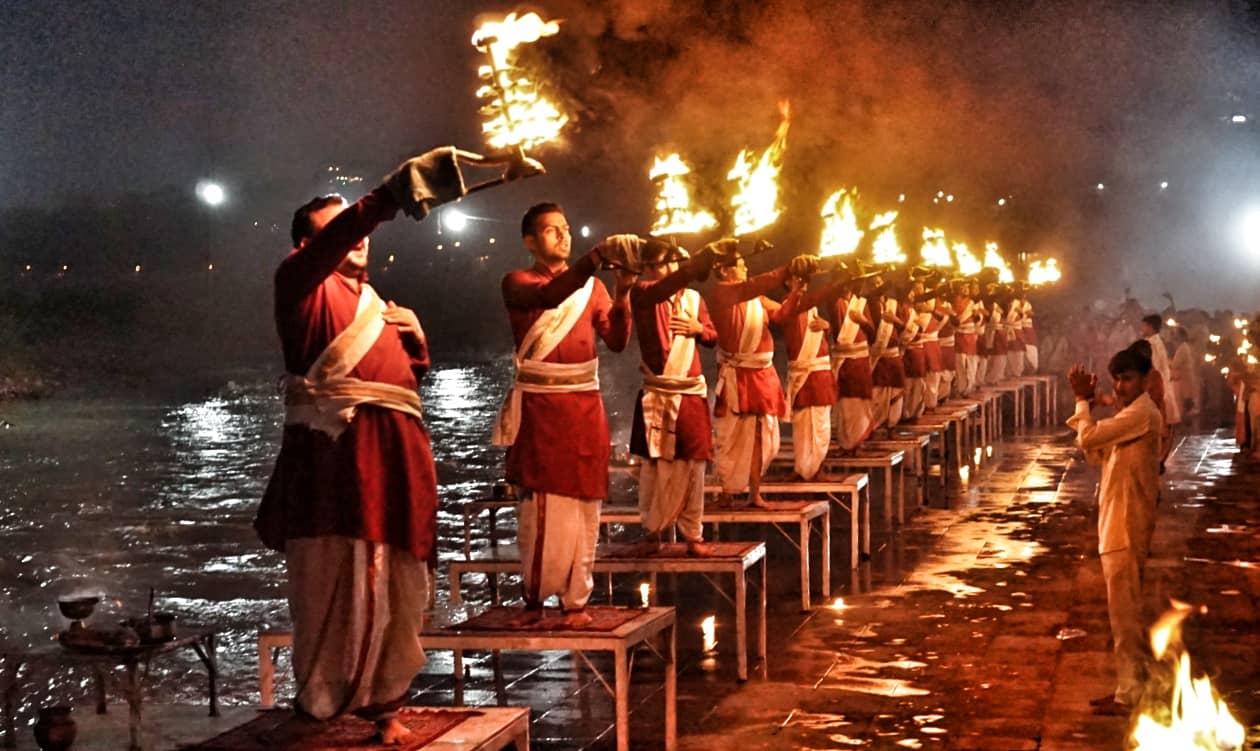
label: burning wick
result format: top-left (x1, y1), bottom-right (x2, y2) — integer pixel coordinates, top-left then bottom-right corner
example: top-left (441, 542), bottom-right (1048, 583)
top-left (959, 465), bottom-right (971, 483)
top-left (639, 582), bottom-right (651, 608)
top-left (830, 597), bottom-right (847, 610)
top-left (700, 615), bottom-right (717, 653)
top-left (974, 447), bottom-right (983, 466)
top-left (986, 445), bottom-right (994, 458)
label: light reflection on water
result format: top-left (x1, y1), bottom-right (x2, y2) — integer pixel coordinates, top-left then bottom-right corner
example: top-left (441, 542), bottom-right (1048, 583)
top-left (0, 361), bottom-right (515, 722)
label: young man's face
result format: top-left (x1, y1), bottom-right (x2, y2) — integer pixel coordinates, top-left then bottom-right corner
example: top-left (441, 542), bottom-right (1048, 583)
top-left (1140, 322), bottom-right (1157, 338)
top-left (1111, 370), bottom-right (1148, 407)
top-left (523, 210), bottom-right (571, 265)
top-left (716, 257), bottom-right (747, 283)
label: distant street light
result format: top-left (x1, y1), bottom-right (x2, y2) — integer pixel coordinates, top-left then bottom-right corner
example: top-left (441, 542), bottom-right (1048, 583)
top-left (1231, 114), bottom-right (1248, 124)
top-left (580, 225), bottom-right (591, 238)
top-left (1159, 181), bottom-right (1169, 190)
top-left (196, 181), bottom-right (226, 206)
top-left (997, 197), bottom-right (1007, 207)
top-left (1095, 183), bottom-right (1105, 192)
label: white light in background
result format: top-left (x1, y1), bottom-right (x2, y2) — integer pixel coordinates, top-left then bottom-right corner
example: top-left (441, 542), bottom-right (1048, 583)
top-left (997, 197), bottom-right (1007, 207)
top-left (196, 181), bottom-right (226, 206)
top-left (1239, 208), bottom-right (1260, 259)
top-left (580, 225), bottom-right (591, 238)
top-left (1095, 183), bottom-right (1105, 191)
top-left (445, 208), bottom-right (469, 233)
top-left (1231, 114), bottom-right (1248, 124)
top-left (1159, 180), bottom-right (1169, 190)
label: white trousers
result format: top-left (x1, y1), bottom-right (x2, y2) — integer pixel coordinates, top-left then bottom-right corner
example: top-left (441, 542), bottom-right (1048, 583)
top-left (713, 413), bottom-right (780, 494)
top-left (639, 458), bottom-right (706, 542)
top-left (792, 405), bottom-right (831, 478)
top-left (834, 398), bottom-right (872, 452)
top-left (872, 386), bottom-right (904, 430)
top-left (518, 491), bottom-right (600, 611)
top-left (287, 536), bottom-right (428, 721)
top-left (1101, 549), bottom-right (1147, 705)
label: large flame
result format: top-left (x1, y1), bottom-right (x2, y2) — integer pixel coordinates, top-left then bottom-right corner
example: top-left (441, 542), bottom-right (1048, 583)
top-left (649, 153), bottom-right (718, 235)
top-left (1132, 600), bottom-right (1245, 750)
top-left (727, 101), bottom-right (790, 236)
top-left (954, 242), bottom-right (982, 276)
top-left (983, 242), bottom-right (1015, 283)
top-left (920, 227), bottom-right (952, 268)
top-left (818, 188), bottom-right (864, 257)
top-left (472, 12), bottom-right (569, 151)
top-left (870, 211), bottom-right (905, 264)
top-left (1027, 258), bottom-right (1062, 286)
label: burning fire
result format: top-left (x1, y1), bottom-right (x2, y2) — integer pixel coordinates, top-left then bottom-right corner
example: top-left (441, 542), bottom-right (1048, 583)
top-left (472, 12), bottom-right (569, 151)
top-left (870, 211), bottom-right (905, 264)
top-left (1028, 258), bottom-right (1062, 286)
top-left (1131, 600), bottom-right (1244, 750)
top-left (954, 242), bottom-right (983, 276)
top-left (649, 153), bottom-right (718, 236)
top-left (818, 188), bottom-right (863, 257)
top-left (701, 615), bottom-right (718, 652)
top-left (983, 242), bottom-right (1015, 283)
top-left (727, 101), bottom-right (790, 236)
top-left (639, 581), bottom-right (652, 608)
top-left (920, 227), bottom-right (952, 268)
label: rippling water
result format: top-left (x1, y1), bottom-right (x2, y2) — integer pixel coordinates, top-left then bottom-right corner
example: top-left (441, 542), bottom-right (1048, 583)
top-left (0, 360), bottom-right (524, 719)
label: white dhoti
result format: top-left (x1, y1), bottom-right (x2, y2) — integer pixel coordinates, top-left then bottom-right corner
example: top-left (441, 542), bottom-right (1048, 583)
top-left (1024, 344), bottom-right (1039, 373)
top-left (1007, 349), bottom-right (1025, 378)
top-left (713, 413), bottom-right (780, 494)
top-left (517, 491), bottom-right (601, 611)
top-left (938, 367), bottom-right (956, 401)
top-left (987, 354), bottom-right (1007, 385)
top-left (904, 377), bottom-right (925, 419)
top-left (834, 398), bottom-right (873, 452)
top-left (924, 371), bottom-right (942, 410)
top-left (639, 458), bottom-right (706, 542)
top-left (793, 405), bottom-right (831, 477)
top-left (957, 353), bottom-right (978, 396)
top-left (287, 535), bottom-right (428, 721)
top-left (975, 355), bottom-right (989, 388)
top-left (871, 386), bottom-right (904, 430)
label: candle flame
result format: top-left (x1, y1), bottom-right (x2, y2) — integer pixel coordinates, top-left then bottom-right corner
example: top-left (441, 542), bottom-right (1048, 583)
top-left (818, 188), bottom-right (863, 257)
top-left (649, 153), bottom-right (718, 235)
top-left (920, 227), bottom-right (952, 268)
top-left (472, 12), bottom-right (569, 151)
top-left (727, 101), bottom-right (790, 236)
top-left (701, 614), bottom-right (717, 652)
top-left (870, 211), bottom-right (905, 264)
top-left (639, 581), bottom-right (651, 608)
top-left (1131, 600), bottom-right (1244, 750)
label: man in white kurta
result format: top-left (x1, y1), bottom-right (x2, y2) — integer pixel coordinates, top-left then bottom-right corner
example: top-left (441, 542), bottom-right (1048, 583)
top-left (1141, 314), bottom-right (1182, 426)
top-left (1065, 349), bottom-right (1163, 713)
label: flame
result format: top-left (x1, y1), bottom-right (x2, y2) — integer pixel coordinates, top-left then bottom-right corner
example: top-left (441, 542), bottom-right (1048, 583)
top-left (1131, 600), bottom-right (1245, 750)
top-left (727, 101), bottom-right (790, 236)
top-left (954, 242), bottom-right (982, 276)
top-left (639, 581), bottom-right (652, 608)
top-left (818, 188), bottom-right (864, 257)
top-left (472, 12), bottom-right (569, 151)
top-left (1028, 258), bottom-right (1062, 286)
top-left (983, 242), bottom-right (1015, 283)
top-left (870, 211), bottom-right (905, 264)
top-left (830, 597), bottom-right (848, 610)
top-left (920, 228), bottom-right (952, 268)
top-left (701, 615), bottom-right (718, 652)
top-left (649, 153), bottom-right (718, 235)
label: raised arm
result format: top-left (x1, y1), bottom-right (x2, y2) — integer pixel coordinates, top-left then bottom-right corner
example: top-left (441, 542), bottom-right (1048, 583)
top-left (502, 250), bottom-right (601, 310)
top-left (709, 267), bottom-right (790, 308)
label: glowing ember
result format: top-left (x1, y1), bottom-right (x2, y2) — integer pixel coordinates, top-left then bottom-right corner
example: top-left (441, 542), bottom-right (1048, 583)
top-left (818, 188), bottom-right (863, 257)
top-left (870, 211), bottom-right (905, 265)
top-left (954, 242), bottom-right (982, 276)
top-left (1028, 258), bottom-right (1062, 286)
top-left (920, 227), bottom-right (952, 268)
top-left (639, 581), bottom-right (651, 608)
top-left (983, 242), bottom-right (1015, 283)
top-left (1131, 600), bottom-right (1245, 750)
top-left (701, 615), bottom-right (717, 652)
top-left (649, 152), bottom-right (718, 236)
top-left (727, 101), bottom-right (790, 236)
top-left (472, 12), bottom-right (569, 151)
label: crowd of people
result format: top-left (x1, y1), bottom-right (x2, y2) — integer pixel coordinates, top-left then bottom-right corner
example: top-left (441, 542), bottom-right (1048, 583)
top-left (249, 145), bottom-right (1259, 741)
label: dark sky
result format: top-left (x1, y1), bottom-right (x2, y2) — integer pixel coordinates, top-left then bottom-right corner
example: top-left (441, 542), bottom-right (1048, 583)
top-left (2, 0), bottom-right (1259, 306)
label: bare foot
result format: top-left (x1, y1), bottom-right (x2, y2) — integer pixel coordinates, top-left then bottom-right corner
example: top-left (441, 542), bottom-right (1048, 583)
top-left (686, 540), bottom-right (717, 556)
top-left (507, 607), bottom-right (544, 627)
top-left (709, 492), bottom-right (735, 509)
top-left (375, 717), bottom-right (413, 746)
top-left (560, 610), bottom-right (593, 628)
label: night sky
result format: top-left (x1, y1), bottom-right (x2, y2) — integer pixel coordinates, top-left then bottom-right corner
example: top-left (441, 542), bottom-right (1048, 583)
top-left (2, 0), bottom-right (1259, 307)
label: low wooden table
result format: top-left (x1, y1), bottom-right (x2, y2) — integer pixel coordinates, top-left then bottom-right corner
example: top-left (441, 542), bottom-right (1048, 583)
top-left (419, 707), bottom-right (530, 751)
top-left (447, 541), bottom-right (767, 680)
top-left (819, 451), bottom-right (905, 526)
top-left (866, 434), bottom-right (931, 507)
top-left (893, 422), bottom-right (949, 490)
top-left (987, 382), bottom-right (1026, 432)
top-left (2, 629), bottom-right (218, 751)
top-left (426, 606), bottom-right (676, 751)
top-left (601, 500), bottom-right (830, 610)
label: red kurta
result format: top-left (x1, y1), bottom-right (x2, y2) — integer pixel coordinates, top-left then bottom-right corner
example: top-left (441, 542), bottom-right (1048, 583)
top-left (833, 296), bottom-right (874, 399)
top-left (629, 262), bottom-right (718, 460)
top-left (954, 295), bottom-right (979, 356)
top-left (778, 285), bottom-right (837, 409)
top-left (708, 269), bottom-right (789, 417)
top-left (502, 251), bottom-right (631, 500)
top-left (872, 299), bottom-right (907, 388)
top-left (923, 310), bottom-right (944, 373)
top-left (940, 318), bottom-right (957, 371)
top-left (257, 187), bottom-right (439, 561)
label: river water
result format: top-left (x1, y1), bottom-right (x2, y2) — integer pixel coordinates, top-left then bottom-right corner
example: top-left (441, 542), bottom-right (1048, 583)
top-left (0, 359), bottom-right (615, 718)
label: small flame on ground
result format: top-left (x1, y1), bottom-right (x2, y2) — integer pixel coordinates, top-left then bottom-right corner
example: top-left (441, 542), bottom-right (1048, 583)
top-left (870, 211), bottom-right (905, 264)
top-left (701, 614), bottom-right (717, 652)
top-left (920, 228), bottom-right (952, 268)
top-left (639, 582), bottom-right (651, 608)
top-left (973, 447), bottom-right (983, 465)
top-left (649, 153), bottom-right (717, 236)
top-left (818, 188), bottom-right (863, 257)
top-left (1132, 600), bottom-right (1245, 750)
top-left (983, 242), bottom-right (1015, 283)
top-left (727, 101), bottom-right (790, 236)
top-left (830, 597), bottom-right (847, 610)
top-left (986, 445), bottom-right (994, 458)
top-left (959, 465), bottom-right (971, 483)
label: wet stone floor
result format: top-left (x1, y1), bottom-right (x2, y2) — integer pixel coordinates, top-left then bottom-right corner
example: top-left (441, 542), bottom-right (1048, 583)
top-left (412, 425), bottom-right (1260, 750)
